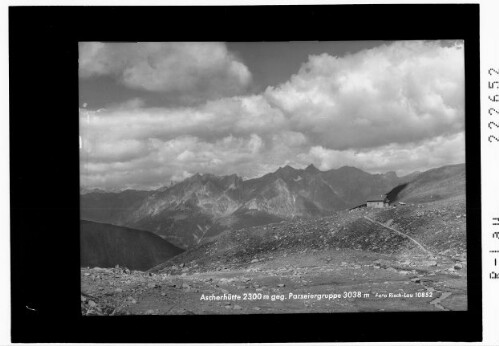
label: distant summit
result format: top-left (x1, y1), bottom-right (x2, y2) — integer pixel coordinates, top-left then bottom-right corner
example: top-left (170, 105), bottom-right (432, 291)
top-left (305, 163), bottom-right (320, 173)
top-left (383, 171), bottom-right (398, 179)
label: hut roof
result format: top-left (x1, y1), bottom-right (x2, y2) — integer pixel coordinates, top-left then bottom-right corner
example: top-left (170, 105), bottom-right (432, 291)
top-left (366, 194), bottom-right (388, 202)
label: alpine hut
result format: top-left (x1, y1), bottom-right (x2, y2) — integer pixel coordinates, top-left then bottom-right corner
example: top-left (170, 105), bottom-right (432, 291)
top-left (366, 194), bottom-right (389, 208)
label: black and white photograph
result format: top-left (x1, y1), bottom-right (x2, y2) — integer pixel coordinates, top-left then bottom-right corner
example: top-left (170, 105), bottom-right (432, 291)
top-left (79, 40), bottom-right (468, 315)
top-left (8, 2), bottom-right (494, 343)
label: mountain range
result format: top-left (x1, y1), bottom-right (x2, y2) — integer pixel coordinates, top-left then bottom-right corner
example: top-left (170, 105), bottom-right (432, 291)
top-left (81, 164), bottom-right (425, 248)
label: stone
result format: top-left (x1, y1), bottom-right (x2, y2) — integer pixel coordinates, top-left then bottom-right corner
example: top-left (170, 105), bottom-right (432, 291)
top-left (145, 309), bottom-right (155, 315)
top-left (147, 283), bottom-right (157, 289)
top-left (88, 300), bottom-right (97, 308)
top-left (115, 288), bottom-right (123, 293)
top-left (233, 305), bottom-right (242, 310)
top-left (250, 259), bottom-right (259, 264)
top-left (277, 284), bottom-right (285, 288)
top-left (454, 263), bottom-right (463, 270)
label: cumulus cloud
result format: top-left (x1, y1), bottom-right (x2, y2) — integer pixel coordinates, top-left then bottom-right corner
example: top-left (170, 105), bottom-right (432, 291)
top-left (80, 41), bottom-right (465, 190)
top-left (265, 40), bottom-right (464, 150)
top-left (81, 133), bottom-right (282, 190)
top-left (79, 42), bottom-right (252, 100)
top-left (301, 132), bottom-right (465, 176)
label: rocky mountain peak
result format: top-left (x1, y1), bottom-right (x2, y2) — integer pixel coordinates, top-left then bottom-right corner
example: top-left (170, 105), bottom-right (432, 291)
top-left (305, 163), bottom-right (320, 173)
top-left (275, 164), bottom-right (298, 177)
top-left (278, 164), bottom-right (296, 172)
top-left (383, 171), bottom-right (398, 179)
top-left (336, 165), bottom-right (368, 176)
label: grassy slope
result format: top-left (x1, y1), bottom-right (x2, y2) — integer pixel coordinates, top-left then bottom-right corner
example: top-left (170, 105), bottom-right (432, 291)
top-left (394, 164), bottom-right (465, 203)
top-left (81, 220), bottom-right (184, 271)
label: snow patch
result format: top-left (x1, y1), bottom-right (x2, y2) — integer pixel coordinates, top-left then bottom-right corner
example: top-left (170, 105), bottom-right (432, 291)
top-left (293, 175), bottom-right (303, 182)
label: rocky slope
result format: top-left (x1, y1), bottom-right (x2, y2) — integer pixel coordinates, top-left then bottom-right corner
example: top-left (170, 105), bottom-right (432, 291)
top-left (150, 198), bottom-right (466, 275)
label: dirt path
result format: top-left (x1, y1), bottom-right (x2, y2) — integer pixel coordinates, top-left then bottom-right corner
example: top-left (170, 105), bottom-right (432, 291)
top-left (363, 216), bottom-right (432, 256)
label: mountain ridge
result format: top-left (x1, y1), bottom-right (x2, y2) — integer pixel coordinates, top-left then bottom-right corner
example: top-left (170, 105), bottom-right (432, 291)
top-left (80, 164), bottom-right (462, 248)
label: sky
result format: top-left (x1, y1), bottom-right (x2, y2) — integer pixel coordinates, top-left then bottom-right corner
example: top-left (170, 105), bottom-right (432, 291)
top-left (79, 40), bottom-right (465, 191)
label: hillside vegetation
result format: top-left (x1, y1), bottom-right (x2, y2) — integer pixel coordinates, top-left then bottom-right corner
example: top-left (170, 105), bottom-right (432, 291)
top-left (81, 220), bottom-right (184, 271)
top-left (389, 164), bottom-right (465, 203)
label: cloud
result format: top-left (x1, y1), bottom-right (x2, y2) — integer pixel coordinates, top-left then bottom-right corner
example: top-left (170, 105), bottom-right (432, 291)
top-left (80, 41), bottom-right (465, 190)
top-left (81, 134), bottom-right (275, 190)
top-left (301, 132), bottom-right (465, 176)
top-left (265, 40), bottom-right (464, 150)
top-left (79, 94), bottom-right (286, 146)
top-left (79, 42), bottom-right (252, 100)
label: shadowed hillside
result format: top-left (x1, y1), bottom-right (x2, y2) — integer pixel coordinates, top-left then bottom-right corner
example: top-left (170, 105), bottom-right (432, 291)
top-left (387, 164), bottom-right (465, 204)
top-left (81, 220), bottom-right (184, 271)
